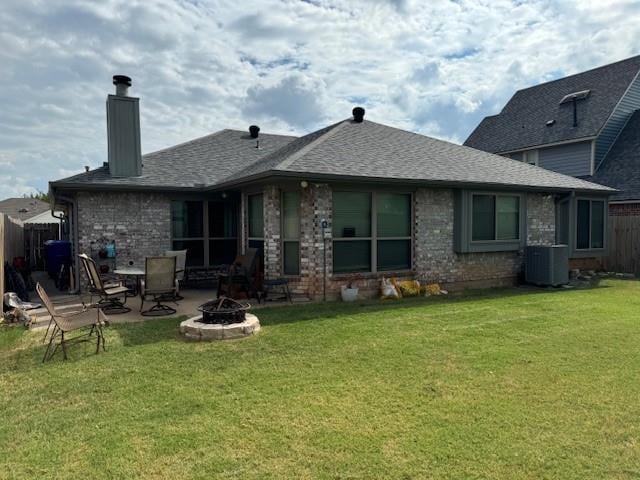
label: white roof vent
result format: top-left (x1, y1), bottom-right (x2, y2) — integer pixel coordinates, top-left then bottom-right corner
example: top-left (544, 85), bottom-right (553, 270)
top-left (559, 89), bottom-right (590, 104)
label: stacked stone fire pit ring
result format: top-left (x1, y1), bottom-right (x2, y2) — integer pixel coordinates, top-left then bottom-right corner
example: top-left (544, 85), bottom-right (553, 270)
top-left (179, 297), bottom-right (260, 341)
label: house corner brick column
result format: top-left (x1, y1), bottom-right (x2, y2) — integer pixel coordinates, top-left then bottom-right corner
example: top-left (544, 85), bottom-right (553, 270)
top-left (413, 187), bottom-right (457, 284)
top-left (263, 185), bottom-right (281, 280)
top-left (526, 193), bottom-right (555, 245)
top-left (76, 191), bottom-right (171, 288)
top-left (297, 183), bottom-right (332, 300)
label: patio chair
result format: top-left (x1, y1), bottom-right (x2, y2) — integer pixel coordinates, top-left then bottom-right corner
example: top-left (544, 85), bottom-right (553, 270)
top-left (217, 248), bottom-right (259, 300)
top-left (78, 254), bottom-right (131, 314)
top-left (140, 256), bottom-right (178, 316)
top-left (36, 282), bottom-right (107, 362)
top-left (164, 249), bottom-right (187, 300)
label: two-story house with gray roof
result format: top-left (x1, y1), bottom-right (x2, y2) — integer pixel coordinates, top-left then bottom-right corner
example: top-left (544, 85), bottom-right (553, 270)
top-left (465, 55), bottom-right (640, 273)
top-left (50, 76), bottom-right (612, 299)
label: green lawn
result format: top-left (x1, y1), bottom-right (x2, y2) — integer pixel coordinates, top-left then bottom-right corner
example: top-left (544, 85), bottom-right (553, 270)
top-left (1, 280), bottom-right (639, 479)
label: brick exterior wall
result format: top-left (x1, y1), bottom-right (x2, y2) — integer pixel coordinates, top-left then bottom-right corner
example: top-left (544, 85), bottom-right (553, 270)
top-left (74, 186), bottom-right (556, 300)
top-left (76, 191), bottom-right (171, 270)
top-left (263, 185), bottom-right (281, 279)
top-left (262, 185), bottom-right (556, 300)
top-left (526, 193), bottom-right (556, 245)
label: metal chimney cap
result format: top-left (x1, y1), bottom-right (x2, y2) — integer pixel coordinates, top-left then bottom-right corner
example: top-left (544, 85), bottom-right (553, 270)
top-left (113, 75), bottom-right (132, 86)
top-left (352, 107), bottom-right (365, 123)
top-left (249, 125), bottom-right (260, 138)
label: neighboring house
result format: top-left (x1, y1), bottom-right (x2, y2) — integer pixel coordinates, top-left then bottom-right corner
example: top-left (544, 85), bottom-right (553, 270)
top-left (0, 198), bottom-right (52, 222)
top-left (50, 76), bottom-right (612, 300)
top-left (465, 55), bottom-right (640, 272)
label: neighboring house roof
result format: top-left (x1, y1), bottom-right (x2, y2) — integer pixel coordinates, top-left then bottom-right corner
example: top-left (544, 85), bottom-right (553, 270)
top-left (221, 119), bottom-right (611, 193)
top-left (23, 209), bottom-right (61, 224)
top-left (464, 55), bottom-right (640, 153)
top-left (0, 198), bottom-right (51, 221)
top-left (590, 110), bottom-right (640, 201)
top-left (52, 129), bottom-right (296, 190)
top-left (52, 118), bottom-right (613, 195)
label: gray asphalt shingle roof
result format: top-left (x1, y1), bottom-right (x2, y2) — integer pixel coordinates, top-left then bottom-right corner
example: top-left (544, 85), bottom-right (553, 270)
top-left (222, 119), bottom-right (612, 193)
top-left (464, 55), bottom-right (640, 153)
top-left (590, 110), bottom-right (640, 201)
top-left (52, 118), bottom-right (613, 195)
top-left (52, 129), bottom-right (296, 189)
top-left (0, 198), bottom-right (50, 221)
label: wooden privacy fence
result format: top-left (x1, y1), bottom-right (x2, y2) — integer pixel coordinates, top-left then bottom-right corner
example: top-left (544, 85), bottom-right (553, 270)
top-left (603, 214), bottom-right (640, 275)
top-left (0, 213), bottom-right (26, 302)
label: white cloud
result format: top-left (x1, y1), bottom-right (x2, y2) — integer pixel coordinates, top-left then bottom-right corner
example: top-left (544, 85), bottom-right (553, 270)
top-left (0, 0), bottom-right (639, 195)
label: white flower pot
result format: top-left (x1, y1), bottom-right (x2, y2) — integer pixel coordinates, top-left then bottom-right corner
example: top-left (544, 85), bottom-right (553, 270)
top-left (341, 286), bottom-right (359, 302)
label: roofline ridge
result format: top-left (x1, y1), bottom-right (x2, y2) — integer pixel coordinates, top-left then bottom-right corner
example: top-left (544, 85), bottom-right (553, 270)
top-left (142, 129), bottom-right (229, 158)
top-left (514, 54), bottom-right (640, 95)
top-left (275, 120), bottom-right (349, 171)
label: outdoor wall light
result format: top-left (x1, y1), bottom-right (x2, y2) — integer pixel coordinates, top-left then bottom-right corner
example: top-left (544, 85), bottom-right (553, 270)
top-left (221, 192), bottom-right (228, 199)
top-left (300, 180), bottom-right (309, 188)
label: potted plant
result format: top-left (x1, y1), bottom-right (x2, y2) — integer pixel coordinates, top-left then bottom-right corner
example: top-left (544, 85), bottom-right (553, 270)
top-left (341, 274), bottom-right (361, 302)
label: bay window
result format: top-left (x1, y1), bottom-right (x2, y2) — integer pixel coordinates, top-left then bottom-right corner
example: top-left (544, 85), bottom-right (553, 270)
top-left (576, 199), bottom-right (605, 250)
top-left (282, 191), bottom-right (300, 275)
top-left (332, 191), bottom-right (411, 274)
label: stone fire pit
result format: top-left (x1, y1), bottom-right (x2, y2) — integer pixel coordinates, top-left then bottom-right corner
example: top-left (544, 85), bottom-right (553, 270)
top-left (179, 297), bottom-right (260, 341)
top-left (179, 313), bottom-right (260, 341)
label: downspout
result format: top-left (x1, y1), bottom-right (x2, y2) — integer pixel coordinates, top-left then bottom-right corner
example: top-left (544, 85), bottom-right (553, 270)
top-left (56, 194), bottom-right (80, 294)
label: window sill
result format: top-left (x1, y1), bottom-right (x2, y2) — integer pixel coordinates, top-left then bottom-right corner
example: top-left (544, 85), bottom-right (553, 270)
top-left (331, 270), bottom-right (414, 281)
top-left (457, 240), bottom-right (522, 253)
top-left (571, 248), bottom-right (606, 258)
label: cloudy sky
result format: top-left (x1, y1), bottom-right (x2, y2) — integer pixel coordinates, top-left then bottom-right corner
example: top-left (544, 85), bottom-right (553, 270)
top-left (1, 0), bottom-right (639, 197)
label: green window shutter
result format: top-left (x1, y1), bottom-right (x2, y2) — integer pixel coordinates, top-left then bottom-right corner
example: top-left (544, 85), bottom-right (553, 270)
top-left (591, 201), bottom-right (605, 248)
top-left (377, 193), bottom-right (411, 237)
top-left (333, 192), bottom-right (371, 238)
top-left (496, 196), bottom-right (519, 240)
top-left (248, 194), bottom-right (264, 238)
top-left (472, 195), bottom-right (495, 241)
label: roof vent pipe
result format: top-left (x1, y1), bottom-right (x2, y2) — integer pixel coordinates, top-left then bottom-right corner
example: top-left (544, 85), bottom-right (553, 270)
top-left (249, 125), bottom-right (260, 138)
top-left (352, 107), bottom-right (365, 123)
top-left (113, 75), bottom-right (132, 96)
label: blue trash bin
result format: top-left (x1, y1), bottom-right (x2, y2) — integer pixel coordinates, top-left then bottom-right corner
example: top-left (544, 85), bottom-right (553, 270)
top-left (44, 240), bottom-right (72, 279)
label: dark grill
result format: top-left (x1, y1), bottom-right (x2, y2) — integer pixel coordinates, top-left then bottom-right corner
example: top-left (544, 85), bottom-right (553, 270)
top-left (197, 297), bottom-right (250, 324)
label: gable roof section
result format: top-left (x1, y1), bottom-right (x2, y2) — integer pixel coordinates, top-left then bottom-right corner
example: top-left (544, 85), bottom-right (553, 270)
top-left (590, 110), bottom-right (640, 201)
top-left (220, 119), bottom-right (612, 193)
top-left (464, 55), bottom-right (640, 153)
top-left (0, 198), bottom-right (50, 221)
top-left (52, 129), bottom-right (297, 190)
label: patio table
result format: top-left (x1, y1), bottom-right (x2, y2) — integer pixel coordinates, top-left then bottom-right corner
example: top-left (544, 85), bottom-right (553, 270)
top-left (113, 267), bottom-right (145, 296)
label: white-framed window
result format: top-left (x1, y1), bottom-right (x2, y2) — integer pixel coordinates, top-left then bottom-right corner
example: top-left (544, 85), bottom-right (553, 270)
top-left (523, 150), bottom-right (538, 166)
